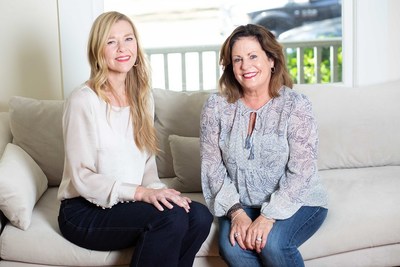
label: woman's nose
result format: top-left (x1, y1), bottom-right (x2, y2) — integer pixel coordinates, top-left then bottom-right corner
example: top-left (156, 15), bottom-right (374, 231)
top-left (118, 42), bottom-right (127, 52)
top-left (241, 58), bottom-right (250, 69)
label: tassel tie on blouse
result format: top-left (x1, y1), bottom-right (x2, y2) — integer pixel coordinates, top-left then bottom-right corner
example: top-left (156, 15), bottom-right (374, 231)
top-left (244, 111), bottom-right (259, 160)
top-left (245, 134), bottom-right (255, 160)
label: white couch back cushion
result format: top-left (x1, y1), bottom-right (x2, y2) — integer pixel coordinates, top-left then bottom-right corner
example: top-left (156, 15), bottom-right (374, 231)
top-left (0, 112), bottom-right (12, 155)
top-left (9, 96), bottom-right (64, 186)
top-left (296, 80), bottom-right (400, 170)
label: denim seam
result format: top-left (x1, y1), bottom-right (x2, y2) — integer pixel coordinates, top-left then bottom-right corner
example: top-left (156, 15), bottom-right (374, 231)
top-left (286, 207), bottom-right (323, 266)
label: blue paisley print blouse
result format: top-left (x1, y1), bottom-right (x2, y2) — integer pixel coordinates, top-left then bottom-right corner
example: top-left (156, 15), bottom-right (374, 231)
top-left (200, 86), bottom-right (328, 219)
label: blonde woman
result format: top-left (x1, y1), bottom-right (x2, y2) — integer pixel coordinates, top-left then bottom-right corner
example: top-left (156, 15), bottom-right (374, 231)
top-left (58, 11), bottom-right (212, 267)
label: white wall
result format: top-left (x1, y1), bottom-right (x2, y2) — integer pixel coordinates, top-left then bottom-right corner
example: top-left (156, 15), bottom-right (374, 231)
top-left (0, 0), bottom-right (102, 111)
top-left (386, 1), bottom-right (400, 83)
top-left (353, 0), bottom-right (400, 86)
top-left (0, 0), bottom-right (62, 111)
top-left (58, 0), bottom-right (103, 98)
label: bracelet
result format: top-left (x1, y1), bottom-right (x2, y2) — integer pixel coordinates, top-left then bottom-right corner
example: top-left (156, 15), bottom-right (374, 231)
top-left (231, 209), bottom-right (244, 222)
top-left (261, 213), bottom-right (276, 223)
top-left (227, 203), bottom-right (243, 219)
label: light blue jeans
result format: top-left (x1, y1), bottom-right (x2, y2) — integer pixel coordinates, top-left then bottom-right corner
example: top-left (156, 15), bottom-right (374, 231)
top-left (218, 206), bottom-right (328, 267)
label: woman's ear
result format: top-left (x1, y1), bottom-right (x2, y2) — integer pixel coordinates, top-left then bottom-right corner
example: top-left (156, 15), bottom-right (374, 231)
top-left (269, 57), bottom-right (275, 68)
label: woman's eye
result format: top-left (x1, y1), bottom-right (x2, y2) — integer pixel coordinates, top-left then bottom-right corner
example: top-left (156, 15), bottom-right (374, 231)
top-left (107, 40), bottom-right (116, 45)
top-left (126, 37), bottom-right (134, 42)
top-left (250, 54), bottom-right (257, 59)
top-left (233, 58), bottom-right (241, 63)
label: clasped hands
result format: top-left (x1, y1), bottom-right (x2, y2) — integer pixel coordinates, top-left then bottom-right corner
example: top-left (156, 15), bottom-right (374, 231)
top-left (230, 210), bottom-right (274, 253)
top-left (134, 186), bottom-right (191, 213)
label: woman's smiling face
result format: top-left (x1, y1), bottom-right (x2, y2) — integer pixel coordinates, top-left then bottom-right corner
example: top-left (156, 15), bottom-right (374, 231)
top-left (104, 19), bottom-right (137, 77)
top-left (231, 36), bottom-right (274, 93)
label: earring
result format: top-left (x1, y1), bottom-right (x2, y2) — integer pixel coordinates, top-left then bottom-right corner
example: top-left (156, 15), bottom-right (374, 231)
top-left (271, 67), bottom-right (275, 73)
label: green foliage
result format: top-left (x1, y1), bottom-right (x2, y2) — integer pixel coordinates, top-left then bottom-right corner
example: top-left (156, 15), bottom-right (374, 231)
top-left (285, 46), bottom-right (342, 84)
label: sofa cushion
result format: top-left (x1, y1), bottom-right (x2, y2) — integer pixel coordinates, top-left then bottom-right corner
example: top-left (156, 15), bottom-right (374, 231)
top-left (295, 80), bottom-right (400, 170)
top-left (0, 188), bottom-right (220, 265)
top-left (299, 166), bottom-right (400, 260)
top-left (0, 143), bottom-right (48, 230)
top-left (168, 135), bottom-right (201, 192)
top-left (8, 96), bottom-right (64, 186)
top-left (153, 88), bottom-right (211, 178)
top-left (0, 188), bottom-right (132, 265)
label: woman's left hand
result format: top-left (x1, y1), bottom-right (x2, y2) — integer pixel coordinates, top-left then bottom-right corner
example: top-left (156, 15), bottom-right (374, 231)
top-left (245, 215), bottom-right (274, 253)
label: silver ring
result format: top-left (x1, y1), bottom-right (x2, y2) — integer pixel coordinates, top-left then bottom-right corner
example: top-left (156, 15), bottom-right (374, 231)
top-left (256, 237), bottom-right (262, 242)
top-left (234, 232), bottom-right (240, 238)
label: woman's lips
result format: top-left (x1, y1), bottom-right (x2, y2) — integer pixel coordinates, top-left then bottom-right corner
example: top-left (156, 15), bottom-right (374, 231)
top-left (243, 72), bottom-right (257, 79)
top-left (116, 55), bottom-right (131, 62)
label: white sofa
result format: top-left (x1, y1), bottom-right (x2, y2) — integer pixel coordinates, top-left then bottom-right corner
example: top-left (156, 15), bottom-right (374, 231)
top-left (0, 80), bottom-right (400, 267)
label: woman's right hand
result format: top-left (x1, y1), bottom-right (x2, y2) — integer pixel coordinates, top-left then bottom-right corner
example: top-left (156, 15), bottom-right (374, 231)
top-left (134, 186), bottom-right (191, 213)
top-left (229, 210), bottom-right (252, 249)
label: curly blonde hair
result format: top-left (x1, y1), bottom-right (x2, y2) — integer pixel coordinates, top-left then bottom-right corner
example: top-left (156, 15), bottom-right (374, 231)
top-left (219, 24), bottom-right (293, 103)
top-left (87, 11), bottom-right (157, 154)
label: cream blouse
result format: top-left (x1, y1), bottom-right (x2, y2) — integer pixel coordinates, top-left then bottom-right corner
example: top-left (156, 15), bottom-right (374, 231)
top-left (57, 85), bottom-right (165, 208)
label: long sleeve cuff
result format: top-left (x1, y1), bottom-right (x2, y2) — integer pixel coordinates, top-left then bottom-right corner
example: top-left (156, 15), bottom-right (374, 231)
top-left (118, 182), bottom-right (137, 202)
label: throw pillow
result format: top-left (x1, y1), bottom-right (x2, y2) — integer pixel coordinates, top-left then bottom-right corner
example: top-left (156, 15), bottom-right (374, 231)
top-left (168, 135), bottom-right (202, 192)
top-left (0, 143), bottom-right (48, 230)
top-left (8, 96), bottom-right (64, 186)
top-left (153, 88), bottom-right (212, 178)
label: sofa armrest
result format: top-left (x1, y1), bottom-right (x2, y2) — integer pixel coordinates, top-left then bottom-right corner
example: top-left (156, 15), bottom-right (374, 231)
top-left (0, 112), bottom-right (12, 156)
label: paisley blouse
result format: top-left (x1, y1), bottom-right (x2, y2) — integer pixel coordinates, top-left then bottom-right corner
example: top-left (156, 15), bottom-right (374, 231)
top-left (200, 86), bottom-right (328, 220)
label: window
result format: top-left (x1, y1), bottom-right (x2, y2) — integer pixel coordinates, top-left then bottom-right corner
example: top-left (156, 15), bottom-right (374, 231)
top-left (104, 0), bottom-right (343, 90)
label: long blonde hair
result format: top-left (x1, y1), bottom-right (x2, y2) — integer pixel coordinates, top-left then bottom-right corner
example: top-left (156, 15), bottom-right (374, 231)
top-left (219, 24), bottom-right (293, 103)
top-left (87, 11), bottom-right (157, 154)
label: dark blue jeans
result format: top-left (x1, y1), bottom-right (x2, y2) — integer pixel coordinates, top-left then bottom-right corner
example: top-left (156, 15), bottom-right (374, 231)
top-left (218, 206), bottom-right (328, 267)
top-left (58, 197), bottom-right (213, 267)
